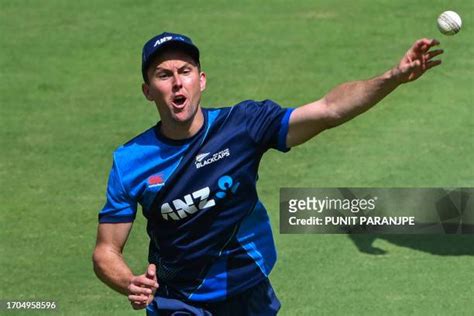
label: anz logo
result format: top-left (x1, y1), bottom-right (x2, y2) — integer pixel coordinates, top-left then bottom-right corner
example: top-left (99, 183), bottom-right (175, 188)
top-left (160, 175), bottom-right (240, 221)
top-left (153, 36), bottom-right (172, 47)
top-left (215, 175), bottom-right (240, 199)
top-left (160, 187), bottom-right (215, 221)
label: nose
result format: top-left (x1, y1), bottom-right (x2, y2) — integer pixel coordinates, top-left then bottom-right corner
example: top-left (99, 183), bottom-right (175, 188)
top-left (172, 72), bottom-right (182, 91)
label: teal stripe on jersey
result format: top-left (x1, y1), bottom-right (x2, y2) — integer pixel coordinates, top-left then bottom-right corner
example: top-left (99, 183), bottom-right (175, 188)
top-left (236, 201), bottom-right (277, 276)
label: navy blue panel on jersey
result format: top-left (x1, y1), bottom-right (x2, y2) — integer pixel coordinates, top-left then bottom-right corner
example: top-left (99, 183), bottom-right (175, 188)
top-left (99, 99), bottom-right (294, 302)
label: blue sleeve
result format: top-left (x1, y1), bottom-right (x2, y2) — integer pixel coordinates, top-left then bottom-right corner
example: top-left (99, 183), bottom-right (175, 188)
top-left (98, 157), bottom-right (137, 223)
top-left (244, 99), bottom-right (294, 152)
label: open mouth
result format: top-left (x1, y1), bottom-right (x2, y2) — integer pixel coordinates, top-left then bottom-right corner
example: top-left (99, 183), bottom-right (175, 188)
top-left (172, 95), bottom-right (187, 108)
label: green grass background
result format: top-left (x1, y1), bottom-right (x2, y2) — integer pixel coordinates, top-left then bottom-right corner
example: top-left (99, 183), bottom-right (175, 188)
top-left (1, 0), bottom-right (473, 315)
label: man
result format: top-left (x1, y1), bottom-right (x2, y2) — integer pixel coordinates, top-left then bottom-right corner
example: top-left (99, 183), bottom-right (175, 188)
top-left (93, 32), bottom-right (442, 315)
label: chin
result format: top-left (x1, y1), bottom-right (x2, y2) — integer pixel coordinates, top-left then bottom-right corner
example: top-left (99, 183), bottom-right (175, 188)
top-left (173, 105), bottom-right (199, 123)
top-left (172, 112), bottom-right (194, 125)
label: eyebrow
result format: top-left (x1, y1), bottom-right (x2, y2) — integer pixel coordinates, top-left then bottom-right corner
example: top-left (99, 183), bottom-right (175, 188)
top-left (154, 63), bottom-right (194, 72)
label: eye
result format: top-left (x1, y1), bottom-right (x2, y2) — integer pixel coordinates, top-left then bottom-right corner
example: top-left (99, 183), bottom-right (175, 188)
top-left (182, 67), bottom-right (192, 75)
top-left (156, 72), bottom-right (170, 80)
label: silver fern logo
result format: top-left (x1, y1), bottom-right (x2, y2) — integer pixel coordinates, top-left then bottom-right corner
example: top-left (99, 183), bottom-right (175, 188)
top-left (195, 148), bottom-right (230, 169)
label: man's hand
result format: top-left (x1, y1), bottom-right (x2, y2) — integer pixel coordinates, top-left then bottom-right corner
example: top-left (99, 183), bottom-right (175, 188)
top-left (394, 38), bottom-right (443, 83)
top-left (127, 264), bottom-right (159, 310)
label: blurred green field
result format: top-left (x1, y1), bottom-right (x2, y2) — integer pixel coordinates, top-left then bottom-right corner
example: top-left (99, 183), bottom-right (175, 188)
top-left (1, 0), bottom-right (473, 315)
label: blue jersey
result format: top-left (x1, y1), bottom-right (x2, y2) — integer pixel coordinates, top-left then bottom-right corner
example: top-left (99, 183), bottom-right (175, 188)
top-left (99, 99), bottom-right (293, 302)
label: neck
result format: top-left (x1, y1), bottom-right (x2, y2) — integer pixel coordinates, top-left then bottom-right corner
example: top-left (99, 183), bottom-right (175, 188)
top-left (160, 108), bottom-right (204, 140)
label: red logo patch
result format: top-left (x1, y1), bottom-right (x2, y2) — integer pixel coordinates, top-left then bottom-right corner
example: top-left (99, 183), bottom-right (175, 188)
top-left (148, 175), bottom-right (164, 186)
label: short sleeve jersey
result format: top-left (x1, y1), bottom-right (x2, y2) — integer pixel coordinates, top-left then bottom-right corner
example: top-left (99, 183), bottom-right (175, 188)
top-left (99, 100), bottom-right (293, 302)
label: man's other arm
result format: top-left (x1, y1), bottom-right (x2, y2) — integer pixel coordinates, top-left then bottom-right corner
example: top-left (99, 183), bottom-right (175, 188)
top-left (92, 223), bottom-right (158, 309)
top-left (287, 38), bottom-right (443, 147)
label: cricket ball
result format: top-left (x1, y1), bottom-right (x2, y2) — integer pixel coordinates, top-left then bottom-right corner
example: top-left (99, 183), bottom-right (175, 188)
top-left (437, 11), bottom-right (462, 36)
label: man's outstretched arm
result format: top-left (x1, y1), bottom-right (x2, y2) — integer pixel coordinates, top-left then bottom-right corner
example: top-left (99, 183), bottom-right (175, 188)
top-left (92, 223), bottom-right (158, 310)
top-left (286, 38), bottom-right (443, 147)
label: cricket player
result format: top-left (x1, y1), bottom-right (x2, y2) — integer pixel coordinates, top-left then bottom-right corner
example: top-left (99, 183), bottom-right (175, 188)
top-left (93, 32), bottom-right (442, 315)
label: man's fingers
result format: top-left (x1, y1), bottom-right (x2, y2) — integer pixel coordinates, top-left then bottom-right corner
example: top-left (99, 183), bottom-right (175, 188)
top-left (412, 38), bottom-right (440, 53)
top-left (430, 39), bottom-right (440, 46)
top-left (146, 264), bottom-right (156, 279)
top-left (131, 275), bottom-right (159, 289)
top-left (129, 291), bottom-right (153, 310)
top-left (426, 59), bottom-right (442, 70)
top-left (422, 38), bottom-right (440, 47)
top-left (413, 38), bottom-right (430, 51)
top-left (132, 304), bottom-right (147, 310)
top-left (426, 49), bottom-right (444, 60)
top-left (128, 294), bottom-right (149, 302)
top-left (130, 301), bottom-right (148, 310)
top-left (128, 283), bottom-right (153, 295)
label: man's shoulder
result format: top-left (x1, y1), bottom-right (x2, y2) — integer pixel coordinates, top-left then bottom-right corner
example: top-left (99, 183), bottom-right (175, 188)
top-left (112, 126), bottom-right (157, 161)
top-left (206, 99), bottom-right (278, 117)
top-left (225, 99), bottom-right (264, 109)
top-left (202, 102), bottom-right (250, 125)
top-left (227, 99), bottom-right (282, 111)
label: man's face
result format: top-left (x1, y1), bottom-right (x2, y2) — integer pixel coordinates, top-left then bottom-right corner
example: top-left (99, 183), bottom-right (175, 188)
top-left (142, 49), bottom-right (206, 130)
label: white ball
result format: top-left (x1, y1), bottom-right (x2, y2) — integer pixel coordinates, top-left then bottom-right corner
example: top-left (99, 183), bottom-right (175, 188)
top-left (437, 11), bottom-right (462, 35)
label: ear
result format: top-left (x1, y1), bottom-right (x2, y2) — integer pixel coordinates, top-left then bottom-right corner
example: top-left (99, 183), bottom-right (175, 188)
top-left (199, 71), bottom-right (207, 92)
top-left (142, 83), bottom-right (154, 101)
